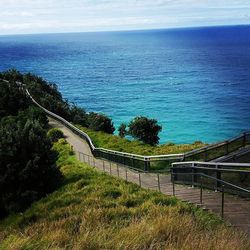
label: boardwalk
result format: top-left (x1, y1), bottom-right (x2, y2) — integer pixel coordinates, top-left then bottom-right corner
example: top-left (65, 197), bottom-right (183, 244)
top-left (49, 117), bottom-right (250, 237)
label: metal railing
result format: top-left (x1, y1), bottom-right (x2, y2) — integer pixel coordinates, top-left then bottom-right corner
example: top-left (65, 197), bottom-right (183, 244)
top-left (171, 171), bottom-right (249, 218)
top-left (171, 161), bottom-right (250, 197)
top-left (79, 151), bottom-right (250, 220)
top-left (77, 151), bottom-right (170, 192)
top-left (2, 78), bottom-right (249, 171)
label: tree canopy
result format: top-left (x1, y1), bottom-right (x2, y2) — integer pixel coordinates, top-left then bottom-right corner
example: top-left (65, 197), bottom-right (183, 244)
top-left (128, 116), bottom-right (162, 145)
top-left (88, 112), bottom-right (115, 134)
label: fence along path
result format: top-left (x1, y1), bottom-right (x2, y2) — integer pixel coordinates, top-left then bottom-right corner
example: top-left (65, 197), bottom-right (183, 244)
top-left (49, 116), bottom-right (250, 236)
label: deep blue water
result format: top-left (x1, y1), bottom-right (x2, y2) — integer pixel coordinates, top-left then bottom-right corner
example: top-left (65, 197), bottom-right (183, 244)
top-left (0, 26), bottom-right (250, 144)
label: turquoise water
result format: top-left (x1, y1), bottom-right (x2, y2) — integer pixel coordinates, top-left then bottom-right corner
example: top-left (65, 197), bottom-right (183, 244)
top-left (0, 26), bottom-right (250, 144)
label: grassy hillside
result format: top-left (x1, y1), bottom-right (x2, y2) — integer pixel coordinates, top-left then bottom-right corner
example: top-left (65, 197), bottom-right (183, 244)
top-left (76, 125), bottom-right (206, 156)
top-left (0, 139), bottom-right (249, 249)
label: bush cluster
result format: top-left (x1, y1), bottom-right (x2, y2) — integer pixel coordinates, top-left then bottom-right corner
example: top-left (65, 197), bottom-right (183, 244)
top-left (47, 128), bottom-right (64, 143)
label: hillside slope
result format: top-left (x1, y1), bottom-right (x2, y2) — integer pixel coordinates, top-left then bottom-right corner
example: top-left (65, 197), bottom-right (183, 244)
top-left (0, 139), bottom-right (249, 250)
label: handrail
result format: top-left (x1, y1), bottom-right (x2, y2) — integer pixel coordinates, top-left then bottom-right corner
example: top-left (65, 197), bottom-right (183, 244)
top-left (171, 171), bottom-right (250, 194)
top-left (1, 78), bottom-right (249, 170)
top-left (183, 166), bottom-right (250, 174)
top-left (172, 161), bottom-right (250, 168)
top-left (171, 161), bottom-right (250, 197)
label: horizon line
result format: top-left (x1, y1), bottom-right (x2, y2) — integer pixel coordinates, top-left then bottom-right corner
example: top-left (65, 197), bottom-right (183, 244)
top-left (0, 23), bottom-right (250, 37)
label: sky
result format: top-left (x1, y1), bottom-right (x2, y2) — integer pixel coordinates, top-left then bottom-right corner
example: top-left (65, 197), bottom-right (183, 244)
top-left (0, 0), bottom-right (250, 35)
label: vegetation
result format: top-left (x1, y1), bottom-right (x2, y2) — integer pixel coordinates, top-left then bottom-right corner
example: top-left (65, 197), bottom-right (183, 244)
top-left (128, 116), bottom-right (162, 145)
top-left (0, 110), bottom-right (62, 217)
top-left (118, 123), bottom-right (127, 138)
top-left (87, 112), bottom-right (115, 134)
top-left (70, 105), bottom-right (88, 127)
top-left (0, 69), bottom-right (115, 134)
top-left (0, 76), bottom-right (30, 116)
top-left (76, 124), bottom-right (205, 155)
top-left (0, 74), bottom-right (62, 217)
top-left (0, 139), bottom-right (248, 249)
top-left (47, 128), bottom-right (64, 143)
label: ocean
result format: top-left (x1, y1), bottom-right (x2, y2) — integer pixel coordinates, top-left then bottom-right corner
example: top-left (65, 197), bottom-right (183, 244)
top-left (0, 25), bottom-right (250, 144)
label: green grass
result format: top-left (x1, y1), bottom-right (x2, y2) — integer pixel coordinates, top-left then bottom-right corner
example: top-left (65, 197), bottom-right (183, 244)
top-left (0, 139), bottom-right (249, 250)
top-left (76, 125), bottom-right (206, 156)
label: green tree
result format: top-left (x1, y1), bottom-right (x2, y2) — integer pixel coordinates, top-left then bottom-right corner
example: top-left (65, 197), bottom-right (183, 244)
top-left (0, 116), bottom-right (62, 217)
top-left (118, 123), bottom-right (127, 138)
top-left (88, 112), bottom-right (115, 134)
top-left (128, 116), bottom-right (162, 145)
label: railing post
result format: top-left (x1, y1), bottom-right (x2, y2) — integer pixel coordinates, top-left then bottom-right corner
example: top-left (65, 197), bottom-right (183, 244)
top-left (102, 160), bottom-right (105, 171)
top-left (132, 156), bottom-right (135, 168)
top-left (123, 156), bottom-right (125, 166)
top-left (144, 158), bottom-right (148, 171)
top-left (117, 164), bottom-right (119, 177)
top-left (191, 163), bottom-right (195, 188)
top-left (125, 167), bottom-right (128, 181)
top-left (215, 165), bottom-right (221, 192)
top-left (109, 162), bottom-right (112, 175)
top-left (172, 169), bottom-right (175, 196)
top-left (200, 175), bottom-right (203, 204)
top-left (138, 172), bottom-right (141, 187)
top-left (157, 174), bottom-right (161, 192)
top-left (148, 158), bottom-right (151, 171)
top-left (221, 185), bottom-right (225, 219)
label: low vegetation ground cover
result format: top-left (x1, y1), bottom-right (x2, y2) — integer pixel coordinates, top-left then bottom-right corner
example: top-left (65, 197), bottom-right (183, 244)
top-left (76, 125), bottom-right (206, 156)
top-left (0, 139), bottom-right (249, 250)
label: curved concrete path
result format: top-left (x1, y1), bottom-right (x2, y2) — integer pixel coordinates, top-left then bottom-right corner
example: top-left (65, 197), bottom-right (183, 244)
top-left (49, 117), bottom-right (250, 237)
top-left (48, 117), bottom-right (92, 156)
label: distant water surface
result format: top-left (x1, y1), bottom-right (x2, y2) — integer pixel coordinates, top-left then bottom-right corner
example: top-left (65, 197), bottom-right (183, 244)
top-left (0, 26), bottom-right (250, 144)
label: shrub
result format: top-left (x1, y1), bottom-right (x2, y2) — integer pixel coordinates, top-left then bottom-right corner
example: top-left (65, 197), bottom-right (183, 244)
top-left (128, 116), bottom-right (162, 145)
top-left (118, 123), bottom-right (127, 138)
top-left (88, 112), bottom-right (115, 134)
top-left (47, 128), bottom-right (64, 142)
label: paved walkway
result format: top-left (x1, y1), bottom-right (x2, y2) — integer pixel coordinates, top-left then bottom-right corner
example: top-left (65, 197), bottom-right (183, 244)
top-left (48, 117), bottom-right (92, 156)
top-left (49, 117), bottom-right (250, 237)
